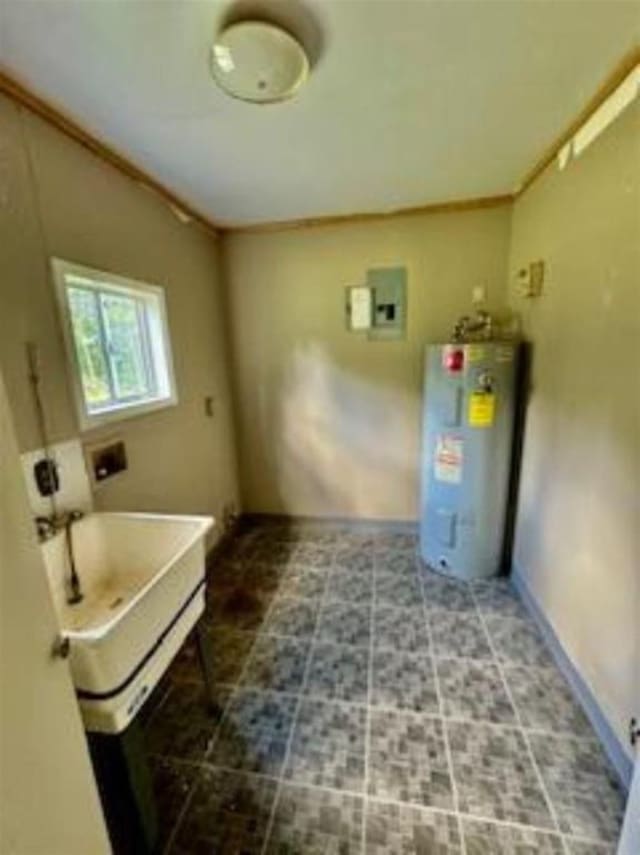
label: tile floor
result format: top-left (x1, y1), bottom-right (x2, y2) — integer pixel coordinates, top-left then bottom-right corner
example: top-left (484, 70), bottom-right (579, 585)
top-left (142, 520), bottom-right (626, 854)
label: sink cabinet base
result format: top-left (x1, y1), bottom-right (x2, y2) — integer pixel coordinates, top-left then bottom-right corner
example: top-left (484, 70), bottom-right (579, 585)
top-left (195, 617), bottom-right (219, 713)
top-left (86, 615), bottom-right (214, 853)
top-left (88, 719), bottom-right (158, 855)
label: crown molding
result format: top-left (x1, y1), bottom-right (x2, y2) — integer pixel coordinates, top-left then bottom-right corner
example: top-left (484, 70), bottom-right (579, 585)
top-left (516, 45), bottom-right (640, 198)
top-left (224, 193), bottom-right (514, 234)
top-left (0, 68), bottom-right (221, 237)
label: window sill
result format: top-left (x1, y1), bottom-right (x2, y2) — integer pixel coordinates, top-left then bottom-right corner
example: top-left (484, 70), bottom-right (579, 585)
top-left (78, 394), bottom-right (178, 432)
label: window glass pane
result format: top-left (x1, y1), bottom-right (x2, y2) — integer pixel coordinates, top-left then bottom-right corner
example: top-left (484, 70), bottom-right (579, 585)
top-left (99, 292), bottom-right (153, 401)
top-left (67, 286), bottom-right (112, 409)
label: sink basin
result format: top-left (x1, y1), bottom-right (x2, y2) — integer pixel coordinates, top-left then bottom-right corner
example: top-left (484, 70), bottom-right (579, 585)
top-left (41, 512), bottom-right (213, 733)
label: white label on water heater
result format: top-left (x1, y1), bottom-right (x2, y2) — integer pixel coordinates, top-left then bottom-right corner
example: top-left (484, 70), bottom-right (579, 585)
top-left (434, 434), bottom-right (463, 484)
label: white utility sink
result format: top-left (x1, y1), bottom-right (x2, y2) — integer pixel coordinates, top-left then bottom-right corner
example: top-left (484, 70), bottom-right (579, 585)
top-left (41, 512), bottom-right (213, 733)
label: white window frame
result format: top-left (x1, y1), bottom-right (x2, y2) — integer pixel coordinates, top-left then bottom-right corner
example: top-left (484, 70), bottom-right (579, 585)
top-left (52, 258), bottom-right (178, 431)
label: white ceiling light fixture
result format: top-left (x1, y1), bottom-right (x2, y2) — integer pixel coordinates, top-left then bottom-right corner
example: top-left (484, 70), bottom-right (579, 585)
top-left (210, 21), bottom-right (309, 104)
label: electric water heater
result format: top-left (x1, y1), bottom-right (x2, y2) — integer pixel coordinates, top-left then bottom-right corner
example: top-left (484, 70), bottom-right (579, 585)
top-left (419, 341), bottom-right (520, 580)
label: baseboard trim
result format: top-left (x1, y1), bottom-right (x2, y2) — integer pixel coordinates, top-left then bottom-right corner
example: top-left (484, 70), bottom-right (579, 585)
top-left (511, 565), bottom-right (632, 790)
top-left (241, 512), bottom-right (418, 532)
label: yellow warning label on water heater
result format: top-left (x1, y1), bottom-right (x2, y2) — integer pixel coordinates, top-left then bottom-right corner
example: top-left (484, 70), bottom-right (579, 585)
top-left (465, 344), bottom-right (485, 363)
top-left (468, 392), bottom-right (495, 427)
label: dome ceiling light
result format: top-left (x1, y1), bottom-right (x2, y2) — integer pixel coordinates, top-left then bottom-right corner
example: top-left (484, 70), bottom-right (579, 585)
top-left (210, 21), bottom-right (309, 104)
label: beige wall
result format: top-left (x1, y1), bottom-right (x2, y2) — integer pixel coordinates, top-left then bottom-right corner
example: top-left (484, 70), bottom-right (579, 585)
top-left (0, 95), bottom-right (239, 537)
top-left (508, 100), bottom-right (640, 758)
top-left (222, 207), bottom-right (511, 519)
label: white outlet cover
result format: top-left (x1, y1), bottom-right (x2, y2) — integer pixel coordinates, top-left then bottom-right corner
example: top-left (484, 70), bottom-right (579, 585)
top-left (472, 285), bottom-right (486, 304)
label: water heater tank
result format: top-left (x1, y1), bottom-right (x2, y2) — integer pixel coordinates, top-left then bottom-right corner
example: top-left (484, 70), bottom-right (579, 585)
top-left (419, 341), bottom-right (520, 580)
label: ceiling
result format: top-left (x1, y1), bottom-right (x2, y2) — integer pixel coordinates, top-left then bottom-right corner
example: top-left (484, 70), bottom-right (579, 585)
top-left (0, 0), bottom-right (638, 227)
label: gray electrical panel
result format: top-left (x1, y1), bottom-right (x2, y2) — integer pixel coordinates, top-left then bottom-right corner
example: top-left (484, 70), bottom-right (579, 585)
top-left (367, 267), bottom-right (406, 339)
top-left (419, 341), bottom-right (520, 580)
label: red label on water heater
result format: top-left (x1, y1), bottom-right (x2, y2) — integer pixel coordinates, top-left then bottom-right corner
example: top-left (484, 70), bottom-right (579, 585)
top-left (443, 346), bottom-right (464, 373)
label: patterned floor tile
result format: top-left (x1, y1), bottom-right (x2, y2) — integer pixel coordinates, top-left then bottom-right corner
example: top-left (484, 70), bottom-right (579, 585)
top-left (504, 664), bottom-right (593, 735)
top-left (205, 581), bottom-right (235, 627)
top-left (285, 699), bottom-right (367, 792)
top-left (376, 574), bottom-right (424, 608)
top-left (144, 683), bottom-right (231, 762)
top-left (220, 532), bottom-right (255, 561)
top-left (293, 542), bottom-right (335, 570)
top-left (170, 627), bottom-right (256, 686)
top-left (366, 800), bottom-right (461, 853)
top-left (368, 710), bottom-right (454, 809)
top-left (372, 650), bottom-right (438, 713)
top-left (242, 560), bottom-right (285, 594)
top-left (471, 578), bottom-right (529, 619)
top-left (447, 720), bottom-right (555, 829)
top-left (165, 638), bottom-right (203, 686)
top-left (486, 616), bottom-right (555, 668)
top-left (280, 525), bottom-right (338, 547)
top-left (334, 530), bottom-right (377, 551)
top-left (207, 556), bottom-right (245, 592)
top-left (429, 610), bottom-right (493, 660)
top-left (246, 522), bottom-right (293, 544)
top-left (317, 601), bottom-right (372, 647)
top-left (306, 642), bottom-right (370, 703)
top-left (375, 552), bottom-right (419, 580)
top-left (242, 635), bottom-right (310, 693)
top-left (563, 838), bottom-right (617, 855)
top-left (528, 733), bottom-right (625, 842)
top-left (374, 530), bottom-right (419, 553)
top-left (170, 768), bottom-right (277, 855)
top-left (461, 817), bottom-right (564, 854)
top-left (248, 540), bottom-right (298, 566)
top-left (149, 756), bottom-right (198, 851)
top-left (325, 564), bottom-right (374, 603)
top-left (266, 783), bottom-right (364, 854)
top-left (421, 569), bottom-right (476, 612)
top-left (278, 565), bottom-right (327, 600)
top-left (374, 604), bottom-right (431, 653)
top-left (209, 689), bottom-right (297, 776)
top-left (153, 522), bottom-right (622, 855)
top-left (264, 596), bottom-right (318, 638)
top-left (334, 545), bottom-right (375, 573)
top-left (209, 585), bottom-right (275, 631)
top-left (436, 658), bottom-right (516, 724)
top-left (301, 528), bottom-right (340, 547)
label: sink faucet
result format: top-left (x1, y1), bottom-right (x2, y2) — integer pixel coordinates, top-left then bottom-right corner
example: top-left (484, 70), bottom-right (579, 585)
top-left (35, 510), bottom-right (85, 605)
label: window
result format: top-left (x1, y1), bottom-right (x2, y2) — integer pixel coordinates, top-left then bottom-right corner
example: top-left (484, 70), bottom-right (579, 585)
top-left (52, 259), bottom-right (177, 429)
